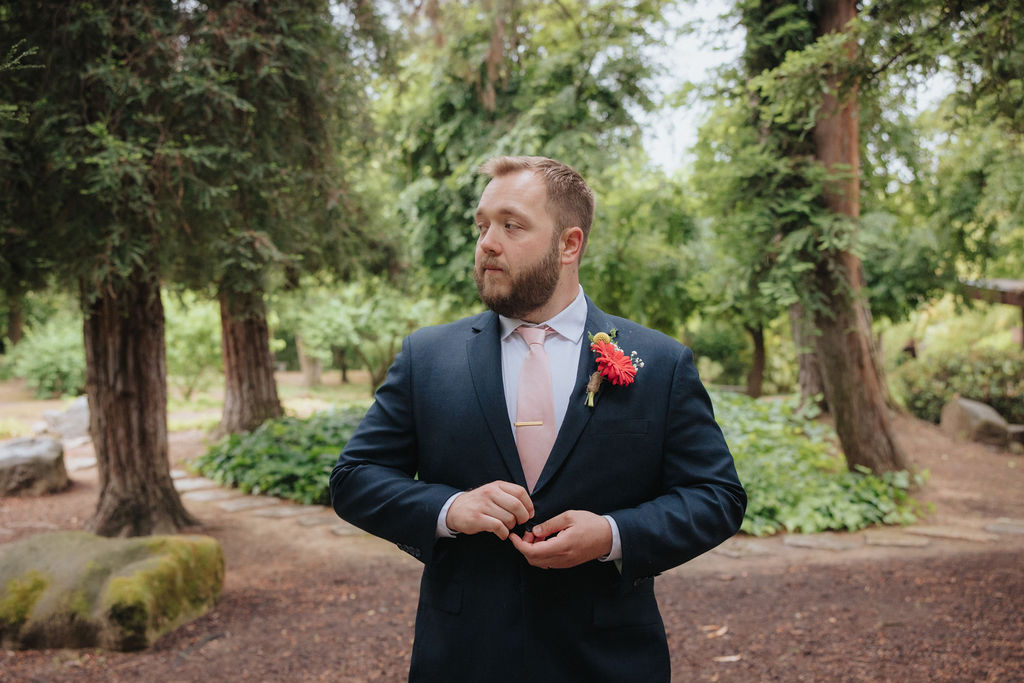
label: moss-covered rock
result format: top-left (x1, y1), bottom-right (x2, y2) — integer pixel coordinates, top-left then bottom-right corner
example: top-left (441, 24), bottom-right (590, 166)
top-left (0, 531), bottom-right (224, 651)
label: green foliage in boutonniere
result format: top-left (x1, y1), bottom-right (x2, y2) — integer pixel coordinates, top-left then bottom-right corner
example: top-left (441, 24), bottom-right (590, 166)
top-left (585, 329), bottom-right (644, 407)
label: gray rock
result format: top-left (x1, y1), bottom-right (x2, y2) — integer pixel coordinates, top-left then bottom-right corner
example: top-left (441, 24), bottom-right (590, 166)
top-left (940, 397), bottom-right (1009, 448)
top-left (0, 437), bottom-right (69, 497)
top-left (0, 531), bottom-right (223, 651)
top-left (40, 396), bottom-right (90, 441)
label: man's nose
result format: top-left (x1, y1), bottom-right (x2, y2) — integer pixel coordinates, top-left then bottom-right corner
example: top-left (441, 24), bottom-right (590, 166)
top-left (478, 225), bottom-right (501, 254)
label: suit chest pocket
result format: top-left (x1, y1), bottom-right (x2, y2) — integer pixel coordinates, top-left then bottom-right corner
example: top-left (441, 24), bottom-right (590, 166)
top-left (590, 418), bottom-right (649, 435)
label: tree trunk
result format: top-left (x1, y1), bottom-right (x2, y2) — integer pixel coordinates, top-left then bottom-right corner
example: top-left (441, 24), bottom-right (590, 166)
top-left (218, 288), bottom-right (283, 435)
top-left (812, 0), bottom-right (908, 474)
top-left (745, 323), bottom-right (765, 398)
top-left (6, 294), bottom-right (24, 347)
top-left (82, 272), bottom-right (197, 537)
top-left (295, 334), bottom-right (322, 387)
top-left (789, 303), bottom-right (827, 412)
top-left (332, 346), bottom-right (349, 384)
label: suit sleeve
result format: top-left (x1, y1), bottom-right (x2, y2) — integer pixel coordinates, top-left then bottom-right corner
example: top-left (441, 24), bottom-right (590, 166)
top-left (608, 346), bottom-right (746, 583)
top-left (330, 335), bottom-right (461, 563)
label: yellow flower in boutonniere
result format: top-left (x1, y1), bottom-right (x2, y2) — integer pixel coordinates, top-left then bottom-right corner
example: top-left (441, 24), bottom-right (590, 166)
top-left (585, 329), bottom-right (644, 407)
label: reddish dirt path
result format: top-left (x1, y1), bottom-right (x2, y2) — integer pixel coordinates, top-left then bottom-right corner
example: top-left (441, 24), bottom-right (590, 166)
top-left (1, 404), bottom-right (1022, 681)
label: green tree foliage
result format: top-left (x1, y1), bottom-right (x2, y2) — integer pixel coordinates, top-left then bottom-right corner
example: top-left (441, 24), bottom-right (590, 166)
top-left (274, 279), bottom-right (462, 394)
top-left (168, 0), bottom-right (395, 296)
top-left (1, 311), bottom-right (85, 398)
top-left (387, 0), bottom-right (683, 315)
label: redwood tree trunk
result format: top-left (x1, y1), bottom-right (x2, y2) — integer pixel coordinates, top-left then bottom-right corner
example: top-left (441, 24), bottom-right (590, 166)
top-left (7, 295), bottom-right (24, 347)
top-left (745, 323), bottom-right (765, 399)
top-left (83, 272), bottom-right (197, 537)
top-left (218, 288), bottom-right (283, 434)
top-left (812, 0), bottom-right (908, 473)
top-left (789, 303), bottom-right (827, 412)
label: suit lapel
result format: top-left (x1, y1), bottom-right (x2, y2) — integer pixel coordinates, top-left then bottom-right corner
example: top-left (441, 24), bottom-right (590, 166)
top-left (466, 312), bottom-right (526, 486)
top-left (532, 298), bottom-right (610, 495)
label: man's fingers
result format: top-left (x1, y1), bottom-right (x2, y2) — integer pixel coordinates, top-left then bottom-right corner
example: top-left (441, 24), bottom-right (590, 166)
top-left (493, 489), bottom-right (534, 526)
top-left (510, 510), bottom-right (613, 569)
top-left (531, 510), bottom-right (573, 540)
top-left (446, 480), bottom-right (534, 539)
top-left (495, 481), bottom-right (535, 518)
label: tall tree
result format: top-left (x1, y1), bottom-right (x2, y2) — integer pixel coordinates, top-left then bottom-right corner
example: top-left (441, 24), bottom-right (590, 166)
top-left (1, 1), bottom-right (198, 535)
top-left (697, 0), bottom-right (912, 471)
top-left (806, 0), bottom-right (908, 472)
top-left (170, 0), bottom-right (394, 434)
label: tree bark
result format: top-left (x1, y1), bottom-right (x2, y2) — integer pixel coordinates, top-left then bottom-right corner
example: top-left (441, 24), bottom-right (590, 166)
top-left (745, 323), bottom-right (765, 398)
top-left (6, 294), bottom-right (24, 347)
top-left (812, 0), bottom-right (908, 473)
top-left (83, 272), bottom-right (197, 537)
top-left (295, 334), bottom-right (322, 387)
top-left (789, 303), bottom-right (827, 412)
top-left (332, 346), bottom-right (349, 384)
top-left (218, 288), bottom-right (283, 435)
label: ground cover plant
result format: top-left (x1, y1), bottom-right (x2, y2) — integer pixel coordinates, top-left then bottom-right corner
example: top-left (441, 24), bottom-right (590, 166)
top-left (189, 406), bottom-right (369, 506)
top-left (712, 391), bottom-right (925, 536)
top-left (190, 389), bottom-right (924, 536)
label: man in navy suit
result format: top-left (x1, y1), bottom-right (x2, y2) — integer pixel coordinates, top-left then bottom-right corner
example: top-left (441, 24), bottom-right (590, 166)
top-left (331, 156), bottom-right (745, 681)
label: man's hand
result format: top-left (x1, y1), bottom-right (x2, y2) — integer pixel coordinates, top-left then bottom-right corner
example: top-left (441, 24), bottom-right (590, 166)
top-left (446, 481), bottom-right (534, 540)
top-left (509, 510), bottom-right (612, 569)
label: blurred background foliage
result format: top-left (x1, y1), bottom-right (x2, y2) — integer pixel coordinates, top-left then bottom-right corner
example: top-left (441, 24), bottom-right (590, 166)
top-left (2, 0), bottom-right (1023, 532)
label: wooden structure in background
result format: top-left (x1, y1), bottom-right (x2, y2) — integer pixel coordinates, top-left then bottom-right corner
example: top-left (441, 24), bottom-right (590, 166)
top-left (962, 279), bottom-right (1024, 349)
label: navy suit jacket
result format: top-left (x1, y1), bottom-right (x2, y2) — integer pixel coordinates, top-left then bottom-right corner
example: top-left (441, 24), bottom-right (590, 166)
top-left (330, 297), bottom-right (746, 682)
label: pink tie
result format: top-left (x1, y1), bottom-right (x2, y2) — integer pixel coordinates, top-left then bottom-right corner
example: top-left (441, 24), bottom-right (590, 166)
top-left (515, 325), bottom-right (557, 492)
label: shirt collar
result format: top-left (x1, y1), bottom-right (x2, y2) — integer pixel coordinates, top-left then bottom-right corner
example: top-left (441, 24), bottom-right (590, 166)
top-left (499, 285), bottom-right (587, 343)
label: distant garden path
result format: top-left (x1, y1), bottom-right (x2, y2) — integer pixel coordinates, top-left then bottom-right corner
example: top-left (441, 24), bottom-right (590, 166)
top-left (1, 388), bottom-right (1022, 681)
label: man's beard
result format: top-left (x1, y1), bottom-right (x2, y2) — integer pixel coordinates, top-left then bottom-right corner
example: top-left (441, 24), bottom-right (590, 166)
top-left (474, 239), bottom-right (561, 319)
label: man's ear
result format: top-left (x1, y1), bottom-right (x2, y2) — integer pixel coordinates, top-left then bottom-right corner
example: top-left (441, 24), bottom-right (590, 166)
top-left (560, 226), bottom-right (585, 265)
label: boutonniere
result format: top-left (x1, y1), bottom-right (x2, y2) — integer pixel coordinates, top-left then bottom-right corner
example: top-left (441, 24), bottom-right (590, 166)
top-left (585, 329), bottom-right (644, 407)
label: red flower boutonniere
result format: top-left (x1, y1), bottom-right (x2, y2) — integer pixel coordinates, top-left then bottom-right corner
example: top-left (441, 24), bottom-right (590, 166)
top-left (585, 329), bottom-right (644, 407)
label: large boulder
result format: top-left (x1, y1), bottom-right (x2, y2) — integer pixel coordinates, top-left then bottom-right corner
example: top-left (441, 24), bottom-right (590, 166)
top-left (0, 437), bottom-right (69, 497)
top-left (939, 397), bottom-right (1010, 448)
top-left (39, 396), bottom-right (90, 442)
top-left (0, 531), bottom-right (224, 651)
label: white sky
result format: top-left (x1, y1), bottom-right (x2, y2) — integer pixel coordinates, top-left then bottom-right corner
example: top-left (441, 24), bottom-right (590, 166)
top-left (641, 0), bottom-right (743, 171)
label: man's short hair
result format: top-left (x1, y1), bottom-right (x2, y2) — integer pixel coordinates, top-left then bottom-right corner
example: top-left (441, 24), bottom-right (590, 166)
top-left (479, 156), bottom-right (596, 249)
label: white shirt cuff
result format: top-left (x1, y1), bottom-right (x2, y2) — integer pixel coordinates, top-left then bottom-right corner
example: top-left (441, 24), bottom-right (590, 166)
top-left (599, 514), bottom-right (622, 562)
top-left (436, 492), bottom-right (463, 539)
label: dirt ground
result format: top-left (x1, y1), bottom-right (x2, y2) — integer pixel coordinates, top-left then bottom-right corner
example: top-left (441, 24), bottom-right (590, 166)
top-left (1, 381), bottom-right (1023, 682)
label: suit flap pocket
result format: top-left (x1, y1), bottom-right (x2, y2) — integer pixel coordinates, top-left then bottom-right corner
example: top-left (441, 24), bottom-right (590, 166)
top-left (421, 577), bottom-right (463, 615)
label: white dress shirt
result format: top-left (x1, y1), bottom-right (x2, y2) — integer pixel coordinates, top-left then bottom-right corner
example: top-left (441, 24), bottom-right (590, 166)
top-left (435, 287), bottom-right (622, 563)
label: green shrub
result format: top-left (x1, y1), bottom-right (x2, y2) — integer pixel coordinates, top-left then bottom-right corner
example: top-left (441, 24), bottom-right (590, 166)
top-left (164, 294), bottom-right (223, 400)
top-left (712, 391), bottom-right (925, 536)
top-left (688, 319), bottom-right (751, 386)
top-left (891, 348), bottom-right (1024, 423)
top-left (4, 313), bottom-right (85, 397)
top-left (189, 406), bottom-right (368, 505)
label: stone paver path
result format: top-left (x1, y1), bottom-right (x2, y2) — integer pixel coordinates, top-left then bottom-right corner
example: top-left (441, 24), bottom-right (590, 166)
top-left (9, 457), bottom-right (1018, 562)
